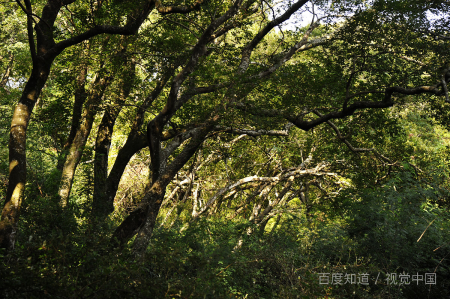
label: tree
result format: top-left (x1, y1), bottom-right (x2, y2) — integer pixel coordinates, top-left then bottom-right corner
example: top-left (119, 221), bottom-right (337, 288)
top-left (1, 0), bottom-right (449, 259)
top-left (0, 0), bottom-right (206, 250)
top-left (112, 0), bottom-right (450, 256)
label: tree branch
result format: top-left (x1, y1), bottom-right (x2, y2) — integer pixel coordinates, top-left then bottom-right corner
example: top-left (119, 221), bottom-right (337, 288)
top-left (193, 161), bottom-right (335, 219)
top-left (233, 82), bottom-right (446, 131)
top-left (313, 110), bottom-right (392, 164)
top-left (214, 125), bottom-right (290, 136)
top-left (238, 0), bottom-right (309, 73)
top-left (18, 0), bottom-right (37, 63)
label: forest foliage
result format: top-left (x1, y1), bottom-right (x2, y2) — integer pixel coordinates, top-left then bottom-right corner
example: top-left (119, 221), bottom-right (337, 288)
top-left (1, 0), bottom-right (450, 298)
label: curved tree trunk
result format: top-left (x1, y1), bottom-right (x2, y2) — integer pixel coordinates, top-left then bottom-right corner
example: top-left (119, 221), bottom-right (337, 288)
top-left (111, 124), bottom-right (214, 253)
top-left (94, 64), bottom-right (176, 218)
top-left (0, 0), bottom-right (77, 250)
top-left (0, 62), bottom-right (52, 250)
top-left (102, 132), bottom-right (148, 215)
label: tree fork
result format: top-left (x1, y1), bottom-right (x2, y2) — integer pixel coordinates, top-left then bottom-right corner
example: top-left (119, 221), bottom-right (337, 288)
top-left (111, 123), bottom-right (214, 251)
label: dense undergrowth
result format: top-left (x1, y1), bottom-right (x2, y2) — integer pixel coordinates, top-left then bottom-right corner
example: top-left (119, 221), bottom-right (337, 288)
top-left (1, 172), bottom-right (449, 299)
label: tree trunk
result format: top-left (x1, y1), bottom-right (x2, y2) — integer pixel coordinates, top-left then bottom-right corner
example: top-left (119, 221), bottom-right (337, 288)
top-left (92, 59), bottom-right (135, 217)
top-left (0, 62), bottom-right (51, 250)
top-left (102, 132), bottom-right (148, 214)
top-left (111, 124), bottom-right (213, 253)
top-left (58, 73), bottom-right (112, 206)
top-left (57, 63), bottom-right (88, 171)
top-left (92, 105), bottom-right (120, 215)
top-left (98, 65), bottom-right (175, 218)
top-left (0, 0), bottom-right (171, 251)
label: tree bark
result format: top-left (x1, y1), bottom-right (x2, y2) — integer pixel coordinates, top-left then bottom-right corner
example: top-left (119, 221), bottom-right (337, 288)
top-left (92, 104), bottom-right (123, 215)
top-left (93, 58), bottom-right (135, 216)
top-left (99, 64), bottom-right (177, 217)
top-left (57, 58), bottom-right (89, 171)
top-left (0, 0), bottom-right (74, 250)
top-left (111, 124), bottom-right (214, 252)
top-left (0, 62), bottom-right (52, 250)
top-left (58, 72), bottom-right (112, 206)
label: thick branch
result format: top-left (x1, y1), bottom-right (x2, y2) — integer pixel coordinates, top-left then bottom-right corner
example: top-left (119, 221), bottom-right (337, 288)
top-left (233, 83), bottom-right (446, 131)
top-left (214, 125), bottom-right (290, 136)
top-left (51, 0), bottom-right (206, 55)
top-left (20, 0), bottom-right (37, 63)
top-left (145, 0), bottom-right (246, 182)
top-left (238, 0), bottom-right (309, 73)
